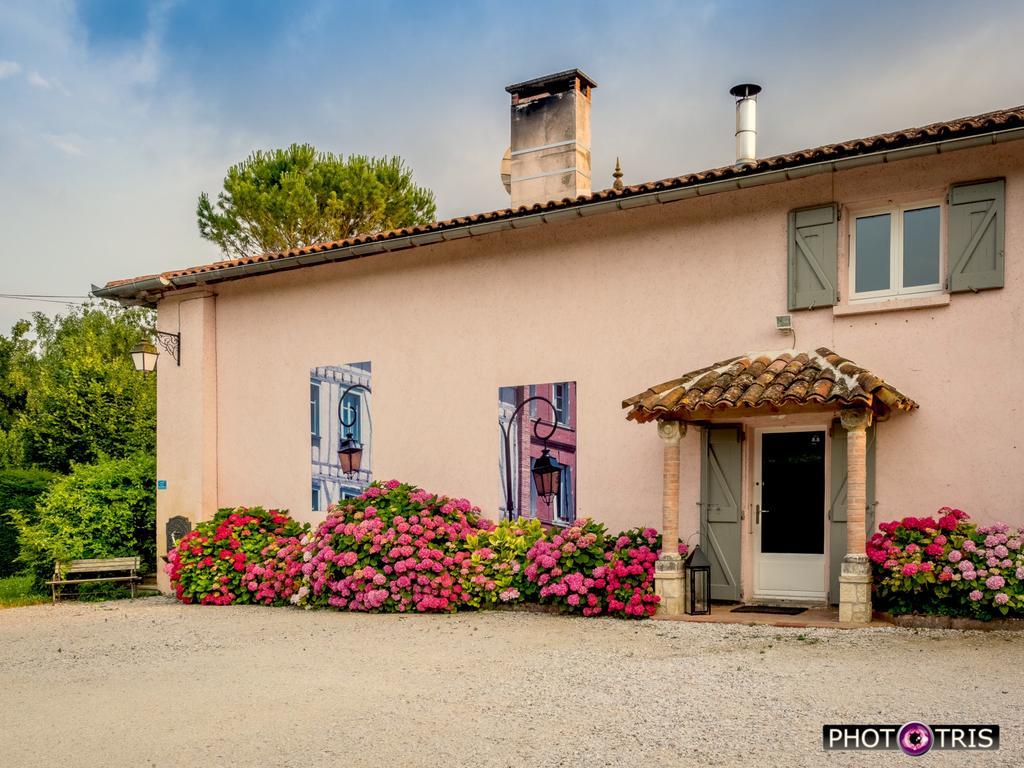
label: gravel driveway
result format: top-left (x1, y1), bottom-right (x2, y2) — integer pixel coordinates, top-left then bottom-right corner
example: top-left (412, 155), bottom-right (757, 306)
top-left (0, 597), bottom-right (1020, 767)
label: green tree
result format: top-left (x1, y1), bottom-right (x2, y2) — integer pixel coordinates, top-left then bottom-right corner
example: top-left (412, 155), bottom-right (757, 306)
top-left (0, 468), bottom-right (56, 577)
top-left (4, 304), bottom-right (155, 473)
top-left (0, 320), bottom-right (34, 432)
top-left (197, 144), bottom-right (437, 259)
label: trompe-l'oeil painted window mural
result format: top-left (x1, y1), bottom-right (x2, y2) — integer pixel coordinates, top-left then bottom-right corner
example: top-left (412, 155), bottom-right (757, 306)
top-left (311, 362), bottom-right (372, 512)
top-left (498, 382), bottom-right (577, 525)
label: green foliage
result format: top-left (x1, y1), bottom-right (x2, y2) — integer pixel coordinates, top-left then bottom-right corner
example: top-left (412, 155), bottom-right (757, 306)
top-left (12, 454), bottom-right (155, 586)
top-left (3, 303), bottom-right (155, 473)
top-left (197, 144), bottom-right (437, 258)
top-left (0, 320), bottom-right (34, 433)
top-left (463, 518), bottom-right (546, 606)
top-left (0, 468), bottom-right (56, 577)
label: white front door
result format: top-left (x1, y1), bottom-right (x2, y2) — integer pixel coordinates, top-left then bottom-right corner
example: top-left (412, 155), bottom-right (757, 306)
top-left (754, 427), bottom-right (827, 600)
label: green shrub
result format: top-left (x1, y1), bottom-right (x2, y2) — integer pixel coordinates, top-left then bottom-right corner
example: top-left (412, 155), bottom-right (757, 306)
top-left (0, 468), bottom-right (56, 577)
top-left (11, 454), bottom-right (155, 586)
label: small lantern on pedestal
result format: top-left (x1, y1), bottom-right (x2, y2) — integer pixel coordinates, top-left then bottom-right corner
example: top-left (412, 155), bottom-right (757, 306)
top-left (684, 544), bottom-right (712, 615)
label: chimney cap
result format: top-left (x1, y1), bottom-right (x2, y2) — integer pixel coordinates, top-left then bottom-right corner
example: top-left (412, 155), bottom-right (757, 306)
top-left (730, 83), bottom-right (762, 99)
top-left (506, 68), bottom-right (597, 97)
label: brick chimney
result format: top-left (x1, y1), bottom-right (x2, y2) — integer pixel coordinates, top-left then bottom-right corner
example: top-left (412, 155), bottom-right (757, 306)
top-left (505, 69), bottom-right (596, 208)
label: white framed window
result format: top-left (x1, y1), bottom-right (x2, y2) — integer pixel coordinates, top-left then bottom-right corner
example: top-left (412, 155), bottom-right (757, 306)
top-left (849, 202), bottom-right (943, 301)
top-left (312, 480), bottom-right (321, 512)
top-left (556, 465), bottom-right (574, 524)
top-left (552, 383), bottom-right (568, 425)
top-left (310, 382), bottom-right (321, 437)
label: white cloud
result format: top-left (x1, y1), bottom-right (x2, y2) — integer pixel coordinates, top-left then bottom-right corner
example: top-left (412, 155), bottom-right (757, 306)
top-left (0, 60), bottom-right (20, 78)
top-left (26, 70), bottom-right (51, 88)
top-left (45, 133), bottom-right (84, 157)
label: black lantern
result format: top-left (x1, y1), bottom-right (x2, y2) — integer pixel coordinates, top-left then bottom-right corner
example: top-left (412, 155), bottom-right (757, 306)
top-left (684, 544), bottom-right (712, 615)
top-left (531, 448), bottom-right (562, 503)
top-left (336, 382), bottom-right (371, 477)
top-left (337, 433), bottom-right (363, 476)
top-left (130, 341), bottom-right (159, 373)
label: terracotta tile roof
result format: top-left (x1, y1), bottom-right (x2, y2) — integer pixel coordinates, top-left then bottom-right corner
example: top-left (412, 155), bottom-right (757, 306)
top-left (99, 104), bottom-right (1024, 295)
top-left (622, 348), bottom-right (917, 423)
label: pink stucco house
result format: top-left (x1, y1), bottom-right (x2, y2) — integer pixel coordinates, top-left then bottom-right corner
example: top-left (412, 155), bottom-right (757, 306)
top-left (96, 69), bottom-right (1024, 623)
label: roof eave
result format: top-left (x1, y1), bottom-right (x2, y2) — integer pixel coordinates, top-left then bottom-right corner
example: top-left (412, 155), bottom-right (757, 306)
top-left (93, 122), bottom-right (1024, 307)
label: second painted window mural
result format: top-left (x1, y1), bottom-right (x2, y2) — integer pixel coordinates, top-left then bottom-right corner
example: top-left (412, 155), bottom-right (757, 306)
top-left (498, 382), bottom-right (577, 525)
top-left (311, 362), bottom-right (372, 512)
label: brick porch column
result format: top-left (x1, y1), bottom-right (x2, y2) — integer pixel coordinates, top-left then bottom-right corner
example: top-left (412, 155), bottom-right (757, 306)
top-left (654, 420), bottom-right (686, 615)
top-left (838, 408), bottom-right (872, 624)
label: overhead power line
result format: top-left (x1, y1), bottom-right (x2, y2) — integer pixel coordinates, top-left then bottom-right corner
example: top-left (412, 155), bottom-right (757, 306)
top-left (0, 293), bottom-right (91, 299)
top-left (0, 294), bottom-right (91, 305)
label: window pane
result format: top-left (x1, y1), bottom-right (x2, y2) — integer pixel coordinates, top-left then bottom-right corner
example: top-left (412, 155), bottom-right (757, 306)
top-left (553, 383), bottom-right (566, 424)
top-left (903, 206), bottom-right (940, 287)
top-left (855, 214), bottom-right (891, 293)
top-left (310, 383), bottom-right (320, 436)
top-left (342, 393), bottom-right (360, 443)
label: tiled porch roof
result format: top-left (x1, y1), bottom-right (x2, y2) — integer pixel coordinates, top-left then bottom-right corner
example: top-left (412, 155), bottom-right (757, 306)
top-left (622, 348), bottom-right (917, 423)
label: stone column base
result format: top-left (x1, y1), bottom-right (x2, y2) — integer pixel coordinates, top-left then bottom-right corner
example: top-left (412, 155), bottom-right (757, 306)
top-left (655, 556), bottom-right (686, 616)
top-left (838, 554), bottom-right (872, 625)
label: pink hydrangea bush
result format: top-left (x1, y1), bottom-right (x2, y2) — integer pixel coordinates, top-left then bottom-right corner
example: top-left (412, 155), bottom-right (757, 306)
top-left (168, 482), bottom-right (683, 621)
top-left (868, 508), bottom-right (1024, 619)
top-left (243, 535), bottom-right (306, 606)
top-left (166, 507), bottom-right (306, 605)
top-left (296, 480), bottom-right (494, 613)
top-left (524, 521), bottom-right (688, 618)
top-left (525, 518), bottom-right (609, 615)
top-left (602, 527), bottom-right (687, 618)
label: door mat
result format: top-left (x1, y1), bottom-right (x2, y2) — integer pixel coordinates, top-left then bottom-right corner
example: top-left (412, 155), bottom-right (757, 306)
top-left (730, 605), bottom-right (807, 616)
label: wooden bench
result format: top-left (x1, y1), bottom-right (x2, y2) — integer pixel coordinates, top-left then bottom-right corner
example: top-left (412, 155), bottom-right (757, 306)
top-left (46, 557), bottom-right (142, 603)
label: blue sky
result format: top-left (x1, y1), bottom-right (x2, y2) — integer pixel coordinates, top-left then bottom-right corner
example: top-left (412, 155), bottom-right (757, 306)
top-left (2, 0), bottom-right (1024, 329)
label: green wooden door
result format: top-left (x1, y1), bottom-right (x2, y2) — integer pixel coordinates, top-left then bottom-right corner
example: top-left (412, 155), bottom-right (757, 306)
top-left (701, 426), bottom-right (743, 602)
top-left (828, 424), bottom-right (876, 604)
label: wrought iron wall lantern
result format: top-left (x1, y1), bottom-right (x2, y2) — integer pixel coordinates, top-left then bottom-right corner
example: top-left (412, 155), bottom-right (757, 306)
top-left (130, 330), bottom-right (181, 372)
top-left (337, 383), bottom-right (371, 476)
top-left (499, 394), bottom-right (563, 522)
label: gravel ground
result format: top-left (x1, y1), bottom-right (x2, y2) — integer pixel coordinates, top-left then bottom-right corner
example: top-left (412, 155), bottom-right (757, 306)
top-left (0, 597), bottom-right (1021, 768)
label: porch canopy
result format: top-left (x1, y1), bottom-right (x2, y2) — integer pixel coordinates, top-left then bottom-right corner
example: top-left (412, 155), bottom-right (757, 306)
top-left (622, 347), bottom-right (916, 424)
top-left (621, 347), bottom-right (917, 622)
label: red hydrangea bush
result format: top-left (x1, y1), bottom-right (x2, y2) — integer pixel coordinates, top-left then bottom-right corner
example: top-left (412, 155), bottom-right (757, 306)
top-left (296, 481), bottom-right (495, 612)
top-left (166, 507), bottom-right (306, 605)
top-left (868, 507), bottom-right (1024, 619)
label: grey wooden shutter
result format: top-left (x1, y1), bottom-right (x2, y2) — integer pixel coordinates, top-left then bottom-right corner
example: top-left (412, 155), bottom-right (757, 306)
top-left (788, 203), bottom-right (838, 310)
top-left (948, 179), bottom-right (1005, 292)
top-left (828, 424), bottom-right (876, 604)
top-left (700, 425), bottom-right (742, 602)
